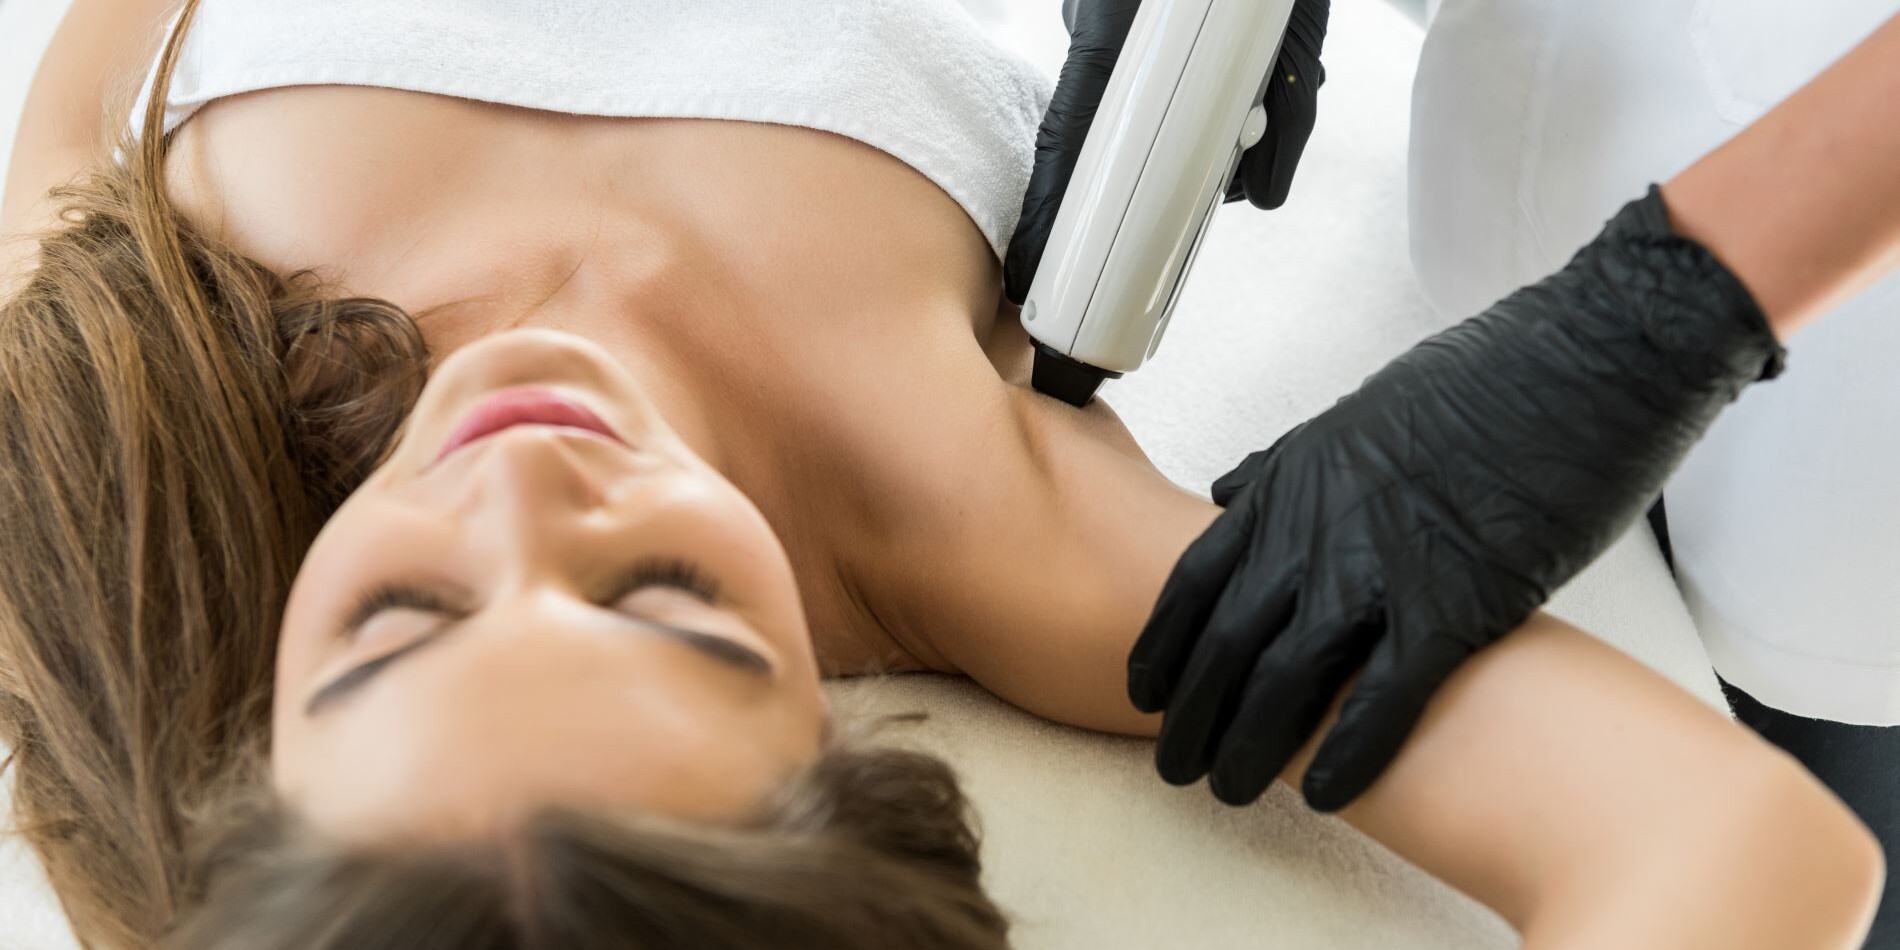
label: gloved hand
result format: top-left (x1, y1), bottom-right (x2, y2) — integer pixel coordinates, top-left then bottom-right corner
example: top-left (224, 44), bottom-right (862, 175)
top-left (1129, 186), bottom-right (1788, 812)
top-left (1003, 0), bottom-right (1331, 304)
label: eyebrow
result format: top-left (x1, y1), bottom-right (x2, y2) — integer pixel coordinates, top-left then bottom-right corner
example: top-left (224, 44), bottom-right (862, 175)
top-left (303, 615), bottom-right (771, 717)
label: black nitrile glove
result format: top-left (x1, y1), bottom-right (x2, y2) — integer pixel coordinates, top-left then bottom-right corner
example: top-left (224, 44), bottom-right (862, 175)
top-left (1129, 186), bottom-right (1787, 812)
top-left (1004, 0), bottom-right (1331, 304)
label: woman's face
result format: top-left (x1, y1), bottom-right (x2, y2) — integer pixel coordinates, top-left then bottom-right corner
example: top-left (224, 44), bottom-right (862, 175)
top-left (272, 328), bottom-right (827, 841)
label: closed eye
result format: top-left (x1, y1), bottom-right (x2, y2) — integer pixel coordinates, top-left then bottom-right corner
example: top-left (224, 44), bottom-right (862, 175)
top-left (341, 583), bottom-right (460, 636)
top-left (339, 555), bottom-right (724, 639)
top-left (308, 556), bottom-right (757, 716)
top-left (600, 556), bottom-right (723, 607)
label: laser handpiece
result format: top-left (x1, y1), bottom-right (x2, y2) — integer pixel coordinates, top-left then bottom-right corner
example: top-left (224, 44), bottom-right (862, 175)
top-left (1022, 0), bottom-right (1300, 406)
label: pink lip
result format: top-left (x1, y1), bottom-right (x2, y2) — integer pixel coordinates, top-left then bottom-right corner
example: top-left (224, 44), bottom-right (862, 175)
top-left (434, 388), bottom-right (626, 463)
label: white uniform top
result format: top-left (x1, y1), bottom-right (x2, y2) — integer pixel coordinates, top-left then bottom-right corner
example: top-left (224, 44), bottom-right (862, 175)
top-left (123, 0), bottom-right (1054, 260)
top-left (1410, 0), bottom-right (1900, 724)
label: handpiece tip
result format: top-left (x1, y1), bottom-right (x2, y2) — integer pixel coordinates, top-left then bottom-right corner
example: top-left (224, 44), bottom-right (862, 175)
top-left (1030, 342), bottom-right (1116, 407)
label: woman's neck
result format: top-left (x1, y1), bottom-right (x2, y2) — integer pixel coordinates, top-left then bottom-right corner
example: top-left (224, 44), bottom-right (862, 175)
top-left (390, 224), bottom-right (1220, 720)
top-left (420, 286), bottom-right (1223, 728)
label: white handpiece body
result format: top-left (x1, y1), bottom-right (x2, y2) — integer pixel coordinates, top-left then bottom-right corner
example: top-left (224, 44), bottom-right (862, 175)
top-left (1022, 0), bottom-right (1297, 386)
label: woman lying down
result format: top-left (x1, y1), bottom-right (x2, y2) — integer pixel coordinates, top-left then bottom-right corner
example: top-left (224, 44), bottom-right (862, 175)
top-left (0, 0), bottom-right (1884, 947)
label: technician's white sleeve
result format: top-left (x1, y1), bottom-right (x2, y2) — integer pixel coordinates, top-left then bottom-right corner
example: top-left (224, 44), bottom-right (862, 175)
top-left (1408, 0), bottom-right (1900, 725)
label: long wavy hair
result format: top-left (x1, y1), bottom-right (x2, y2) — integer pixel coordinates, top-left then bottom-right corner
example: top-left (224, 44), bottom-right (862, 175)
top-left (0, 3), bottom-right (1006, 947)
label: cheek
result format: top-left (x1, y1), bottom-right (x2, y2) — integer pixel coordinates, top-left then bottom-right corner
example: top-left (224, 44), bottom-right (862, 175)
top-left (275, 555), bottom-right (357, 701)
top-left (270, 499), bottom-right (440, 780)
top-left (272, 542), bottom-right (360, 764)
top-left (269, 689), bottom-right (322, 800)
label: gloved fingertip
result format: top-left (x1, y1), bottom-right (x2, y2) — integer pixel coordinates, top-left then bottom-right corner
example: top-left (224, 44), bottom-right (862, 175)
top-left (1243, 150), bottom-right (1298, 211)
top-left (1126, 662), bottom-right (1166, 713)
top-left (1299, 775), bottom-right (1344, 813)
top-left (1207, 770), bottom-right (1259, 807)
top-left (1299, 758), bottom-right (1369, 813)
top-left (1153, 721), bottom-right (1215, 787)
top-left (1254, 176), bottom-right (1293, 212)
top-left (1300, 675), bottom-right (1436, 812)
top-left (1208, 744), bottom-right (1277, 807)
top-left (1154, 748), bottom-right (1208, 788)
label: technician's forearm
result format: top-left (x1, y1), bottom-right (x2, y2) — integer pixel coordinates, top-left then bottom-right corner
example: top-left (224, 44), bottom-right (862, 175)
top-left (1662, 12), bottom-right (1900, 339)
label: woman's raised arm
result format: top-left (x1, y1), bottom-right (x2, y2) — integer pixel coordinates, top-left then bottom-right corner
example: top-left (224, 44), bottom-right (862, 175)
top-left (3, 0), bottom-right (178, 287)
top-left (1320, 612), bottom-right (1879, 948)
top-left (898, 400), bottom-right (1882, 949)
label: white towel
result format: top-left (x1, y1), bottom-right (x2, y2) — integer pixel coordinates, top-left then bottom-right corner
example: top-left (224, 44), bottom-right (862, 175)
top-left (117, 0), bottom-right (1054, 259)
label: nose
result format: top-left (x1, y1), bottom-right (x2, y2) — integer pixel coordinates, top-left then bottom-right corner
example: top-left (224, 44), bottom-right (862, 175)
top-left (452, 427), bottom-right (610, 550)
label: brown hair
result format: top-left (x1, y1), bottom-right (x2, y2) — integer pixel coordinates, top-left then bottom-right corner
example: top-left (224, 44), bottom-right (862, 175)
top-left (170, 739), bottom-right (1007, 950)
top-left (1, 1), bottom-right (1005, 947)
top-left (0, 0), bottom-right (426, 944)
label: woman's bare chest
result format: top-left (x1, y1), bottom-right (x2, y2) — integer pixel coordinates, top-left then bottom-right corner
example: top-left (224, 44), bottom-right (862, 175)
top-left (164, 86), bottom-right (1000, 330)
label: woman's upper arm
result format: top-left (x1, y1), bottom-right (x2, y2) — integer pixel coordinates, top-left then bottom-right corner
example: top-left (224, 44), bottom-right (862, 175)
top-left (3, 0), bottom-right (177, 282)
top-left (1321, 611), bottom-right (1882, 948)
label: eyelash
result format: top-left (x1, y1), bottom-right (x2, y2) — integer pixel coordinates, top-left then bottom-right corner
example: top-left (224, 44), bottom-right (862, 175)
top-left (607, 556), bottom-right (724, 605)
top-left (342, 584), bottom-right (454, 633)
top-left (343, 556), bottom-right (723, 634)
